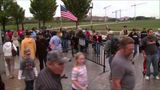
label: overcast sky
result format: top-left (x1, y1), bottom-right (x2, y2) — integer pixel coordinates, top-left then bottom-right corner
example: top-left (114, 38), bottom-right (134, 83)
top-left (16, 0), bottom-right (160, 18)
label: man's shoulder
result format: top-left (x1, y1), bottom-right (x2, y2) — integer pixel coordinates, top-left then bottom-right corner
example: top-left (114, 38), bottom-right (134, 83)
top-left (112, 54), bottom-right (124, 65)
top-left (51, 35), bottom-right (58, 40)
top-left (38, 68), bottom-right (48, 76)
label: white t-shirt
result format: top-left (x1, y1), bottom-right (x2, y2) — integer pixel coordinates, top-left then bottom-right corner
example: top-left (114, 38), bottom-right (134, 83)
top-left (3, 42), bottom-right (17, 56)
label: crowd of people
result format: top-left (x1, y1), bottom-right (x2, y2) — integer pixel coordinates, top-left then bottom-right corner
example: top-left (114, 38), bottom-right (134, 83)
top-left (0, 25), bottom-right (160, 90)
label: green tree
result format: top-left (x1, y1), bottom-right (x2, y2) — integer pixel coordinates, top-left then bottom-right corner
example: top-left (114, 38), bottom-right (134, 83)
top-left (0, 0), bottom-right (13, 32)
top-left (62, 0), bottom-right (91, 28)
top-left (30, 0), bottom-right (57, 28)
top-left (9, 2), bottom-right (25, 31)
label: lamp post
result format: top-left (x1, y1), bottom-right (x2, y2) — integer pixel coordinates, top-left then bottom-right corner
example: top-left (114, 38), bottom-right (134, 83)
top-left (159, 0), bottom-right (160, 19)
top-left (90, 3), bottom-right (93, 30)
top-left (112, 10), bottom-right (118, 21)
top-left (104, 5), bottom-right (111, 23)
top-left (131, 3), bottom-right (146, 20)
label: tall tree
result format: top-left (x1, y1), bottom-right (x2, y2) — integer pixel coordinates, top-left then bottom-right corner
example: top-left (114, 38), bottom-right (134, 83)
top-left (30, 0), bottom-right (57, 28)
top-left (9, 2), bottom-right (25, 31)
top-left (0, 0), bottom-right (13, 32)
top-left (62, 0), bottom-right (91, 28)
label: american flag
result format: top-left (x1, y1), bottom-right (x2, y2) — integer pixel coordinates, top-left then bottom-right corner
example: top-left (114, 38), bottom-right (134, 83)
top-left (61, 5), bottom-right (77, 21)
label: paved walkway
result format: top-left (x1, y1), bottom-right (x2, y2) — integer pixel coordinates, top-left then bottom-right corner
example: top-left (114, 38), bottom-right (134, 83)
top-left (1, 51), bottom-right (160, 90)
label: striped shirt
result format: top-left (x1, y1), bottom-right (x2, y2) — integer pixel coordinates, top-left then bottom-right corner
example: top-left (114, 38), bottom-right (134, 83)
top-left (35, 67), bottom-right (62, 90)
top-left (72, 65), bottom-right (88, 89)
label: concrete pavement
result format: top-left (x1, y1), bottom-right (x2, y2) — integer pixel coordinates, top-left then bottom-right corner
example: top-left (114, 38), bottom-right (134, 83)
top-left (2, 51), bottom-right (160, 90)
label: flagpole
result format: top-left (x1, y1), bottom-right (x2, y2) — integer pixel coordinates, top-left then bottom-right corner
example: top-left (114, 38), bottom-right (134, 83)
top-left (60, 16), bottom-right (62, 30)
top-left (60, 5), bottom-right (62, 30)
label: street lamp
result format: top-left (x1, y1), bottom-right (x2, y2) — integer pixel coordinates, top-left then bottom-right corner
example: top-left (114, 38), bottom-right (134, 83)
top-left (131, 2), bottom-right (146, 20)
top-left (90, 3), bottom-right (93, 30)
top-left (159, 0), bottom-right (160, 19)
top-left (104, 5), bottom-right (111, 22)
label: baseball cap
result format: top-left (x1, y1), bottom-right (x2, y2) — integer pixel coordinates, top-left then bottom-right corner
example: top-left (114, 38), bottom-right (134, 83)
top-left (47, 51), bottom-right (70, 63)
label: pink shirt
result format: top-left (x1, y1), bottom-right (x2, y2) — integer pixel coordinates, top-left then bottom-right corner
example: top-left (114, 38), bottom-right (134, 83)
top-left (72, 65), bottom-right (88, 89)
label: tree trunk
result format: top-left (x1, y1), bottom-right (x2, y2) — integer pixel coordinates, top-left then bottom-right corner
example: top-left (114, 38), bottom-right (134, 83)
top-left (16, 21), bottom-right (19, 31)
top-left (2, 23), bottom-right (5, 33)
top-left (76, 21), bottom-right (79, 30)
top-left (21, 22), bottom-right (24, 30)
top-left (42, 20), bottom-right (45, 27)
top-left (38, 20), bottom-right (41, 29)
top-left (2, 22), bottom-right (6, 41)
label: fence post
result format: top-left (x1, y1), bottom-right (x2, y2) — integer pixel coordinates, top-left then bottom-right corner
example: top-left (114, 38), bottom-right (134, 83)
top-left (103, 49), bottom-right (106, 73)
top-left (0, 30), bottom-right (5, 75)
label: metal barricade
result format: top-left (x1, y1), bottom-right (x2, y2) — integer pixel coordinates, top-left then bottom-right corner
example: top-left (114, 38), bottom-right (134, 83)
top-left (69, 38), bottom-right (106, 73)
top-left (86, 43), bottom-right (106, 73)
top-left (0, 30), bottom-right (5, 75)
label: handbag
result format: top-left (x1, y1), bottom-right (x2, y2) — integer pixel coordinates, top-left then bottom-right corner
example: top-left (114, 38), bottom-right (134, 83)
top-left (11, 43), bottom-right (17, 56)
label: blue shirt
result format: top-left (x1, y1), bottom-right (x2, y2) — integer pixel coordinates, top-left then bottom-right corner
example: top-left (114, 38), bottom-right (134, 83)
top-left (49, 35), bottom-right (62, 52)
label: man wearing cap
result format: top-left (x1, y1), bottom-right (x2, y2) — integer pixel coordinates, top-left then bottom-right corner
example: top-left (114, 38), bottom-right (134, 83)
top-left (35, 51), bottom-right (70, 90)
top-left (21, 31), bottom-right (36, 60)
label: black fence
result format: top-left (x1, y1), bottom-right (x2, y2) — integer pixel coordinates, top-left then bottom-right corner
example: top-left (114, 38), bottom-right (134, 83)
top-left (63, 38), bottom-right (107, 73)
top-left (86, 43), bottom-right (106, 73)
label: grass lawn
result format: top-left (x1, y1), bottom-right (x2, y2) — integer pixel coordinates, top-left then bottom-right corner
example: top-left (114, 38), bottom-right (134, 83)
top-left (1, 21), bottom-right (104, 30)
top-left (1, 19), bottom-right (160, 31)
top-left (83, 20), bottom-right (160, 31)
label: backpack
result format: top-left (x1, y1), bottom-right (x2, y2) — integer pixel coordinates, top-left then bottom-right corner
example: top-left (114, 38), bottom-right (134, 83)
top-left (110, 38), bottom-right (119, 54)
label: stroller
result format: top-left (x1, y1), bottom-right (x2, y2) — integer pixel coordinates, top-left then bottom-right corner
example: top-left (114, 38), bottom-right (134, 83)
top-left (142, 54), bottom-right (160, 77)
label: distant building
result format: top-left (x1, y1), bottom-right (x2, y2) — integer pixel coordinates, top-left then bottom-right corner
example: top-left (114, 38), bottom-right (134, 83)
top-left (84, 16), bottom-right (105, 21)
top-left (119, 16), bottom-right (130, 21)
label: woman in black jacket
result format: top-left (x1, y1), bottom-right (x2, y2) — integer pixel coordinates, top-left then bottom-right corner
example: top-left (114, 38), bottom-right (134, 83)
top-left (36, 32), bottom-right (48, 70)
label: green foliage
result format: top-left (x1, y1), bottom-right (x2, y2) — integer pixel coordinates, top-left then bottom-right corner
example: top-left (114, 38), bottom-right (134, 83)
top-left (0, 0), bottom-right (13, 31)
top-left (30, 0), bottom-right (57, 27)
top-left (62, 0), bottom-right (91, 21)
top-left (9, 2), bottom-right (25, 30)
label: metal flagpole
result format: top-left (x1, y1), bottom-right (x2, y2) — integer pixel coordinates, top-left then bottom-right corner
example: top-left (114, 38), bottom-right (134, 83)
top-left (60, 5), bottom-right (62, 30)
top-left (159, 0), bottom-right (160, 19)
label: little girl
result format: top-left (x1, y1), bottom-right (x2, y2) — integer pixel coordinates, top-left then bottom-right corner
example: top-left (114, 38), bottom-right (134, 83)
top-left (18, 48), bottom-right (38, 90)
top-left (72, 52), bottom-right (88, 90)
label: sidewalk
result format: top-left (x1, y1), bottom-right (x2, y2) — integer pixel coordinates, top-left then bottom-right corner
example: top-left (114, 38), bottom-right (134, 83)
top-left (2, 52), bottom-right (160, 90)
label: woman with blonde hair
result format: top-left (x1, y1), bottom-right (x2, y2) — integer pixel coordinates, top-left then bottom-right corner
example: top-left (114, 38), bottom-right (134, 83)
top-left (12, 31), bottom-right (20, 56)
top-left (72, 52), bottom-right (88, 90)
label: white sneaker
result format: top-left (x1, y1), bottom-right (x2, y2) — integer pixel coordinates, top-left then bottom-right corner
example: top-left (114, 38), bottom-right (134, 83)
top-left (145, 76), bottom-right (150, 80)
top-left (155, 76), bottom-right (159, 80)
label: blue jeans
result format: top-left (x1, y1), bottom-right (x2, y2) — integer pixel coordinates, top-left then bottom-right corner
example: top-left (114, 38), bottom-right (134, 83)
top-left (146, 54), bottom-right (159, 77)
top-left (158, 48), bottom-right (160, 59)
top-left (25, 80), bottom-right (34, 90)
top-left (62, 39), bottom-right (68, 52)
top-left (134, 44), bottom-right (139, 57)
top-left (109, 55), bottom-right (114, 68)
top-left (95, 43), bottom-right (100, 55)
